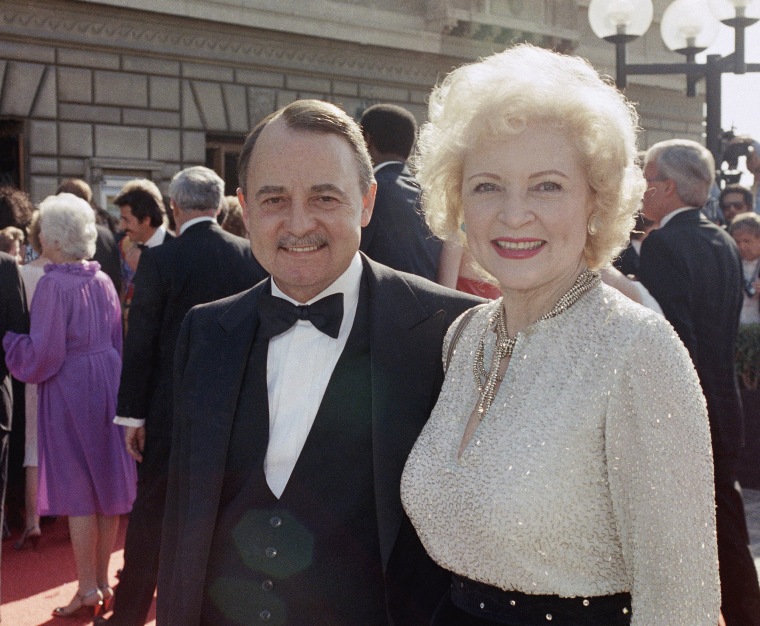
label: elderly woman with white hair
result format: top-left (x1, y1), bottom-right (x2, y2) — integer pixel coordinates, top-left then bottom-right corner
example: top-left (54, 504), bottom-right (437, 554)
top-left (3, 193), bottom-right (136, 619)
top-left (400, 45), bottom-right (721, 625)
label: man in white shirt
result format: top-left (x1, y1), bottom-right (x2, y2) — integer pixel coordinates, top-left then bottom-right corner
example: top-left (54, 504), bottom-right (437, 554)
top-left (156, 100), bottom-right (480, 626)
top-left (115, 178), bottom-right (170, 250)
top-left (104, 167), bottom-right (267, 626)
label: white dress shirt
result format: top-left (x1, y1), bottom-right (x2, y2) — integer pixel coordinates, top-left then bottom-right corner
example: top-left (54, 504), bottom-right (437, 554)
top-left (264, 253), bottom-right (362, 497)
top-left (143, 225), bottom-right (167, 248)
top-left (179, 215), bottom-right (215, 234)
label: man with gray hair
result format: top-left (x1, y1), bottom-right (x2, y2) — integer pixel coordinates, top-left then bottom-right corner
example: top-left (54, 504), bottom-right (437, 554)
top-left (639, 139), bottom-right (760, 625)
top-left (104, 166), bottom-right (267, 626)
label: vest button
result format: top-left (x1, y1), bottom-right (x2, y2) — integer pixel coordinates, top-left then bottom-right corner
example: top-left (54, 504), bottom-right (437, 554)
top-left (259, 609), bottom-right (271, 621)
top-left (265, 547), bottom-right (277, 558)
top-left (270, 516), bottom-right (282, 528)
top-left (262, 579), bottom-right (274, 591)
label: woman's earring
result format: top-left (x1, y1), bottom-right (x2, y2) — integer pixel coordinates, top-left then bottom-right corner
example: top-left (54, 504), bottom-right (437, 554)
top-left (460, 222), bottom-right (466, 233)
top-left (587, 214), bottom-right (601, 236)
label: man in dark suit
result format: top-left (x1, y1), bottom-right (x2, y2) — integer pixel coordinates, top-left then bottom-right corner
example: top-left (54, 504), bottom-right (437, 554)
top-left (359, 103), bottom-right (441, 281)
top-left (115, 179), bottom-right (171, 249)
top-left (638, 139), bottom-right (760, 626)
top-left (157, 100), bottom-right (479, 626)
top-left (0, 252), bottom-right (27, 620)
top-left (104, 166), bottom-right (267, 626)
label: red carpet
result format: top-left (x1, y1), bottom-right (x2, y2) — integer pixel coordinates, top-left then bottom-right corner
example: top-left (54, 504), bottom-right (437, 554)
top-left (1, 516), bottom-right (155, 625)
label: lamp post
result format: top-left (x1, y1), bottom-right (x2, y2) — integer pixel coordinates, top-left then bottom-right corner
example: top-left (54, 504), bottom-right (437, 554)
top-left (588, 0), bottom-right (760, 161)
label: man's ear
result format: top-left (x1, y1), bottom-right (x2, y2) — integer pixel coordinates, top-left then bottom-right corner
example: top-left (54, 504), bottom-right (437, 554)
top-left (361, 181), bottom-right (377, 227)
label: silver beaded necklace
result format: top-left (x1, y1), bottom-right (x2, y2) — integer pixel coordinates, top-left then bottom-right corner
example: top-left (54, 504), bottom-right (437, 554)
top-left (473, 269), bottom-right (600, 420)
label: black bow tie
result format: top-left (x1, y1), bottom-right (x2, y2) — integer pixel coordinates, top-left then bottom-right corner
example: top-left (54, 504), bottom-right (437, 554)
top-left (258, 291), bottom-right (344, 339)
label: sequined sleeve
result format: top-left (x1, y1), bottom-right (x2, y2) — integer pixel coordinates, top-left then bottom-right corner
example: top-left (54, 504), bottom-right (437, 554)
top-left (605, 315), bottom-right (720, 625)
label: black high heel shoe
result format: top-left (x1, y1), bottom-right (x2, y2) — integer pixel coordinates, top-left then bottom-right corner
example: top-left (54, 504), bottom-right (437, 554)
top-left (52, 588), bottom-right (104, 619)
top-left (14, 525), bottom-right (41, 550)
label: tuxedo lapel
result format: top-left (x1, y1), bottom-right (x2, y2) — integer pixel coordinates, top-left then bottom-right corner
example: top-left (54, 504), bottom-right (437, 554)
top-left (363, 257), bottom-right (448, 569)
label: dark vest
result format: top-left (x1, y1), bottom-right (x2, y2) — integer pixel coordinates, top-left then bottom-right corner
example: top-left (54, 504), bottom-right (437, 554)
top-left (201, 282), bottom-right (388, 626)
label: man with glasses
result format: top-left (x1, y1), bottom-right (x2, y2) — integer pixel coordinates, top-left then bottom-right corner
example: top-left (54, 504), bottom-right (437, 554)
top-left (639, 139), bottom-right (760, 626)
top-left (719, 184), bottom-right (754, 225)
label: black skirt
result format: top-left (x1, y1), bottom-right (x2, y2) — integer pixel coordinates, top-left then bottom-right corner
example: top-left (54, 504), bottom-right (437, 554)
top-left (431, 574), bottom-right (632, 626)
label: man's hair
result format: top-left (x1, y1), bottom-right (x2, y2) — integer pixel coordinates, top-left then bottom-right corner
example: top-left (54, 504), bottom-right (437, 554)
top-left (169, 166), bottom-right (225, 212)
top-left (645, 140), bottom-right (715, 208)
top-left (238, 99), bottom-right (374, 196)
top-left (56, 178), bottom-right (93, 203)
top-left (719, 183), bottom-right (754, 210)
top-left (360, 103), bottom-right (418, 159)
top-left (113, 179), bottom-right (165, 228)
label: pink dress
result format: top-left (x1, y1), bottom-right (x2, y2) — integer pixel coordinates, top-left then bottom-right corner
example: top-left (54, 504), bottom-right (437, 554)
top-left (4, 261), bottom-right (136, 516)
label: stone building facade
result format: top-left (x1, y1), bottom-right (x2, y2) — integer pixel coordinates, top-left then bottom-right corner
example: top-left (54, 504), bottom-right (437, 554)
top-left (0, 0), bottom-right (704, 207)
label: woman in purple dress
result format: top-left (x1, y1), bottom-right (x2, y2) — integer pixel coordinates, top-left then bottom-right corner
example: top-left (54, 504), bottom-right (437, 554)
top-left (4, 193), bottom-right (136, 619)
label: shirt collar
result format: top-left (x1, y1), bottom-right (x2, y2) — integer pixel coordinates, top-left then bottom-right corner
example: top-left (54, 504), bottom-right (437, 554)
top-left (373, 160), bottom-right (405, 174)
top-left (179, 215), bottom-right (216, 235)
top-left (144, 225), bottom-right (167, 248)
top-left (272, 252), bottom-right (363, 306)
top-left (659, 206), bottom-right (696, 228)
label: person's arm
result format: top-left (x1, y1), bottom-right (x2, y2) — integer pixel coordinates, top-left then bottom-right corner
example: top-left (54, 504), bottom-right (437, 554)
top-left (606, 317), bottom-right (720, 625)
top-left (599, 266), bottom-right (643, 304)
top-left (437, 240), bottom-right (464, 289)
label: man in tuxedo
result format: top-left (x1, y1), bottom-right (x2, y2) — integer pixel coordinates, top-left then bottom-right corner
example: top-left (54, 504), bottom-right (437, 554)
top-left (638, 139), bottom-right (760, 626)
top-left (0, 252), bottom-right (27, 621)
top-left (105, 166), bottom-right (267, 626)
top-left (115, 179), bottom-right (171, 249)
top-left (359, 103), bottom-right (441, 281)
top-left (157, 100), bottom-right (479, 626)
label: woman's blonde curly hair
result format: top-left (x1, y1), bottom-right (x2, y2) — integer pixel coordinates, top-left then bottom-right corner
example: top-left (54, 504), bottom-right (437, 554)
top-left (411, 44), bottom-right (646, 270)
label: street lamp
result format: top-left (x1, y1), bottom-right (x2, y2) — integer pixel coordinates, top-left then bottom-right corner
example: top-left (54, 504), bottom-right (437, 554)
top-left (588, 0), bottom-right (760, 161)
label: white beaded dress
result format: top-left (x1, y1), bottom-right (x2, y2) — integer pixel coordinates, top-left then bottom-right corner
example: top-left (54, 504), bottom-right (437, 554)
top-left (401, 283), bottom-right (720, 625)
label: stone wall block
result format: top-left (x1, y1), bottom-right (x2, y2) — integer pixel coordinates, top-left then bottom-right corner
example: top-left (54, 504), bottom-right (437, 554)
top-left (182, 80), bottom-right (204, 129)
top-left (29, 157), bottom-right (57, 175)
top-left (30, 176), bottom-right (59, 204)
top-left (123, 108), bottom-right (181, 127)
top-left (58, 67), bottom-right (92, 103)
top-left (150, 128), bottom-right (181, 162)
top-left (150, 76), bottom-right (180, 110)
top-left (0, 41), bottom-right (55, 64)
top-left (59, 122), bottom-right (93, 158)
top-left (409, 88), bottom-right (429, 105)
top-left (58, 158), bottom-right (86, 177)
top-left (358, 84), bottom-right (409, 102)
top-left (193, 81), bottom-right (227, 130)
top-left (223, 84), bottom-right (249, 132)
top-left (286, 74), bottom-right (331, 93)
top-left (123, 56), bottom-right (180, 77)
top-left (95, 125), bottom-right (149, 160)
top-left (59, 103), bottom-right (120, 124)
top-left (29, 121), bottom-right (57, 156)
top-left (183, 63), bottom-right (234, 82)
top-left (95, 71), bottom-right (148, 107)
top-left (247, 88), bottom-right (276, 126)
top-left (182, 131), bottom-right (206, 164)
top-left (331, 97), bottom-right (363, 119)
top-left (1, 61), bottom-right (44, 116)
top-left (31, 67), bottom-right (57, 118)
top-left (57, 48), bottom-right (119, 70)
top-left (332, 80), bottom-right (358, 97)
top-left (276, 90), bottom-right (298, 109)
top-left (236, 69), bottom-right (284, 89)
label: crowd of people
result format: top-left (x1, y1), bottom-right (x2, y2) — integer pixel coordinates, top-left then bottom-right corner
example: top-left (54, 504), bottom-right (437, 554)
top-left (0, 42), bottom-right (758, 626)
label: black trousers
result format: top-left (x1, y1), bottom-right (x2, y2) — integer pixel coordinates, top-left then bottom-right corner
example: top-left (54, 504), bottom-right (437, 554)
top-left (109, 435), bottom-right (170, 626)
top-left (715, 451), bottom-right (760, 626)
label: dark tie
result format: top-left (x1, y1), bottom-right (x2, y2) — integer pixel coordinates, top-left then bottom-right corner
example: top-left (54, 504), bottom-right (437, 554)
top-left (136, 243), bottom-right (148, 250)
top-left (258, 291), bottom-right (344, 339)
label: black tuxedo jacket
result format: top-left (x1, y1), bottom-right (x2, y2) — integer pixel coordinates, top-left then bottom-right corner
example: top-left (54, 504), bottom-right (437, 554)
top-left (639, 209), bottom-right (744, 455)
top-left (0, 253), bottom-right (27, 432)
top-left (93, 224), bottom-right (123, 295)
top-left (360, 162), bottom-right (442, 281)
top-left (157, 256), bottom-right (481, 625)
top-left (116, 220), bottom-right (267, 439)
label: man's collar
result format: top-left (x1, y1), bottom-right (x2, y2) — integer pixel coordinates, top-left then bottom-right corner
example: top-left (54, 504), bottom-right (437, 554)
top-left (659, 206), bottom-right (697, 228)
top-left (272, 252), bottom-right (363, 305)
top-left (372, 160), bottom-right (405, 174)
top-left (144, 225), bottom-right (167, 248)
top-left (179, 215), bottom-right (215, 235)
